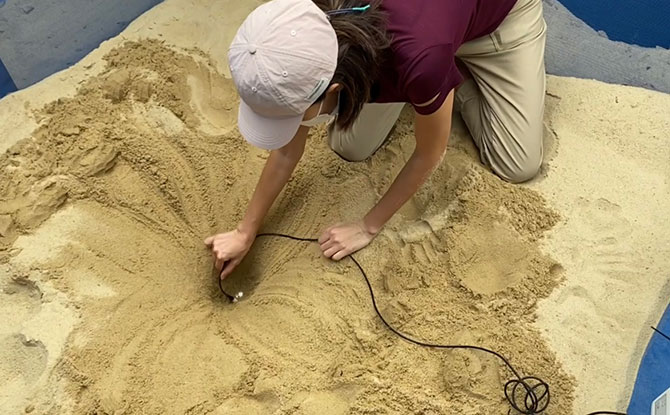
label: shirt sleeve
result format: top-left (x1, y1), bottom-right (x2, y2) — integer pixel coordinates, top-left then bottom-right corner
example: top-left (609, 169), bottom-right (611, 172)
top-left (398, 43), bottom-right (463, 115)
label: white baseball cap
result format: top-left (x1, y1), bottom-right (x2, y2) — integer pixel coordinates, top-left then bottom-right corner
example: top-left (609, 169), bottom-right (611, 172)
top-left (228, 0), bottom-right (339, 150)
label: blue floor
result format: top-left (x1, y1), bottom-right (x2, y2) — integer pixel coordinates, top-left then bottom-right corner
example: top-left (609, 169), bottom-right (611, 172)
top-left (628, 304), bottom-right (670, 415)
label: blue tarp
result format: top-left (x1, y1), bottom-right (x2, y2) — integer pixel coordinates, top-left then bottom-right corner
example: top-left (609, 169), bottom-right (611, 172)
top-left (560, 0), bottom-right (670, 48)
top-left (0, 0), bottom-right (162, 98)
top-left (628, 304), bottom-right (670, 415)
top-left (0, 57), bottom-right (17, 97)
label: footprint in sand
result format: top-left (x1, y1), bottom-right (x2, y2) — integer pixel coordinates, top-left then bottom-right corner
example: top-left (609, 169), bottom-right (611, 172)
top-left (0, 334), bottom-right (48, 390)
top-left (186, 64), bottom-right (238, 136)
top-left (397, 220), bottom-right (443, 265)
top-left (0, 270), bottom-right (48, 410)
top-left (0, 274), bottom-right (43, 330)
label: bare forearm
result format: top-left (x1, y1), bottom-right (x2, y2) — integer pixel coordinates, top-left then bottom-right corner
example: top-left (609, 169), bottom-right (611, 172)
top-left (364, 91), bottom-right (454, 234)
top-left (363, 152), bottom-right (439, 233)
top-left (237, 152), bottom-right (300, 237)
top-left (237, 129), bottom-right (307, 238)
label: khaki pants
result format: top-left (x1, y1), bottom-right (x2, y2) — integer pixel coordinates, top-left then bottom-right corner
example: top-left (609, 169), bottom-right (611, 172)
top-left (328, 0), bottom-right (547, 183)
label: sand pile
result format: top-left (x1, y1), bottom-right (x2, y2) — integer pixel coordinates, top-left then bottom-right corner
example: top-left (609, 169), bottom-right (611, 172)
top-left (0, 39), bottom-right (577, 414)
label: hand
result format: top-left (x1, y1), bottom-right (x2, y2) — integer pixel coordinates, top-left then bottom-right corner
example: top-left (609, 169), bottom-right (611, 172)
top-left (318, 221), bottom-right (377, 261)
top-left (204, 229), bottom-right (254, 280)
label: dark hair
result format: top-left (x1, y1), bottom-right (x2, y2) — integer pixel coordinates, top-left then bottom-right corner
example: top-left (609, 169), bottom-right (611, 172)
top-left (312, 0), bottom-right (390, 130)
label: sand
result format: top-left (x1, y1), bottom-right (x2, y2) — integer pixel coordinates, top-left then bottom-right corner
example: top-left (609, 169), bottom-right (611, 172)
top-left (534, 80), bottom-right (670, 410)
top-left (0, 1), bottom-right (668, 414)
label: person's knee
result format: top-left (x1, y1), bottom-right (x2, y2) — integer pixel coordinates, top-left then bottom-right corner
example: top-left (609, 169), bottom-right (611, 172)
top-left (329, 135), bottom-right (369, 162)
top-left (493, 153), bottom-right (542, 183)
top-left (328, 129), bottom-right (372, 162)
top-left (482, 121), bottom-right (544, 183)
top-left (502, 163), bottom-right (541, 183)
top-left (332, 146), bottom-right (369, 162)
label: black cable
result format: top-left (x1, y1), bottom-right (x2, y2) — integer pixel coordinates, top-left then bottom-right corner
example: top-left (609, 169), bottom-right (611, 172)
top-left (217, 277), bottom-right (237, 302)
top-left (651, 326), bottom-right (670, 343)
top-left (216, 232), bottom-right (627, 415)
top-left (586, 413), bottom-right (630, 415)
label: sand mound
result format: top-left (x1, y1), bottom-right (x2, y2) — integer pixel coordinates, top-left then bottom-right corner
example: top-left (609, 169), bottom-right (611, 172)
top-left (0, 40), bottom-right (576, 414)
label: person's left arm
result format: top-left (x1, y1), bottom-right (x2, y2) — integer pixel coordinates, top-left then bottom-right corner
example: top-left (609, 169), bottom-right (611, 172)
top-left (319, 89), bottom-right (454, 260)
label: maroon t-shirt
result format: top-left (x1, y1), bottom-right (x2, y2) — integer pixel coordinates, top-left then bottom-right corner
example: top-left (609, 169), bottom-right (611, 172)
top-left (374, 0), bottom-right (517, 114)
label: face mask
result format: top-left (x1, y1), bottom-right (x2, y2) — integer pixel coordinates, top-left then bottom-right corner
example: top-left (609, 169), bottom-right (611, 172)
top-left (301, 93), bottom-right (338, 127)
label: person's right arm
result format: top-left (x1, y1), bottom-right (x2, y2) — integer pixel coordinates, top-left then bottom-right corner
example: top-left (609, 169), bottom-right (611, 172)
top-left (205, 125), bottom-right (309, 279)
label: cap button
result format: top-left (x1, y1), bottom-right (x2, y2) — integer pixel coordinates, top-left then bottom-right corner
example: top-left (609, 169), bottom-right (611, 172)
top-left (248, 45), bottom-right (257, 55)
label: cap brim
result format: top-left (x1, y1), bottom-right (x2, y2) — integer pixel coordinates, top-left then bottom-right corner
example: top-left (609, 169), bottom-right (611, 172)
top-left (238, 99), bottom-right (303, 150)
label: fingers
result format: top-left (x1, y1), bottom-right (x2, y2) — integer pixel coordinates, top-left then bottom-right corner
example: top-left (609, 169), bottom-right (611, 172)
top-left (323, 245), bottom-right (349, 261)
top-left (215, 257), bottom-right (226, 271)
top-left (320, 228), bottom-right (343, 259)
top-left (205, 231), bottom-right (247, 280)
top-left (220, 259), bottom-right (240, 280)
top-left (332, 249), bottom-right (349, 261)
top-left (213, 245), bottom-right (231, 270)
top-left (218, 260), bottom-right (229, 279)
top-left (323, 245), bottom-right (340, 258)
top-left (208, 236), bottom-right (230, 268)
top-left (318, 229), bottom-right (331, 244)
top-left (319, 238), bottom-right (335, 252)
top-left (318, 224), bottom-right (342, 244)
